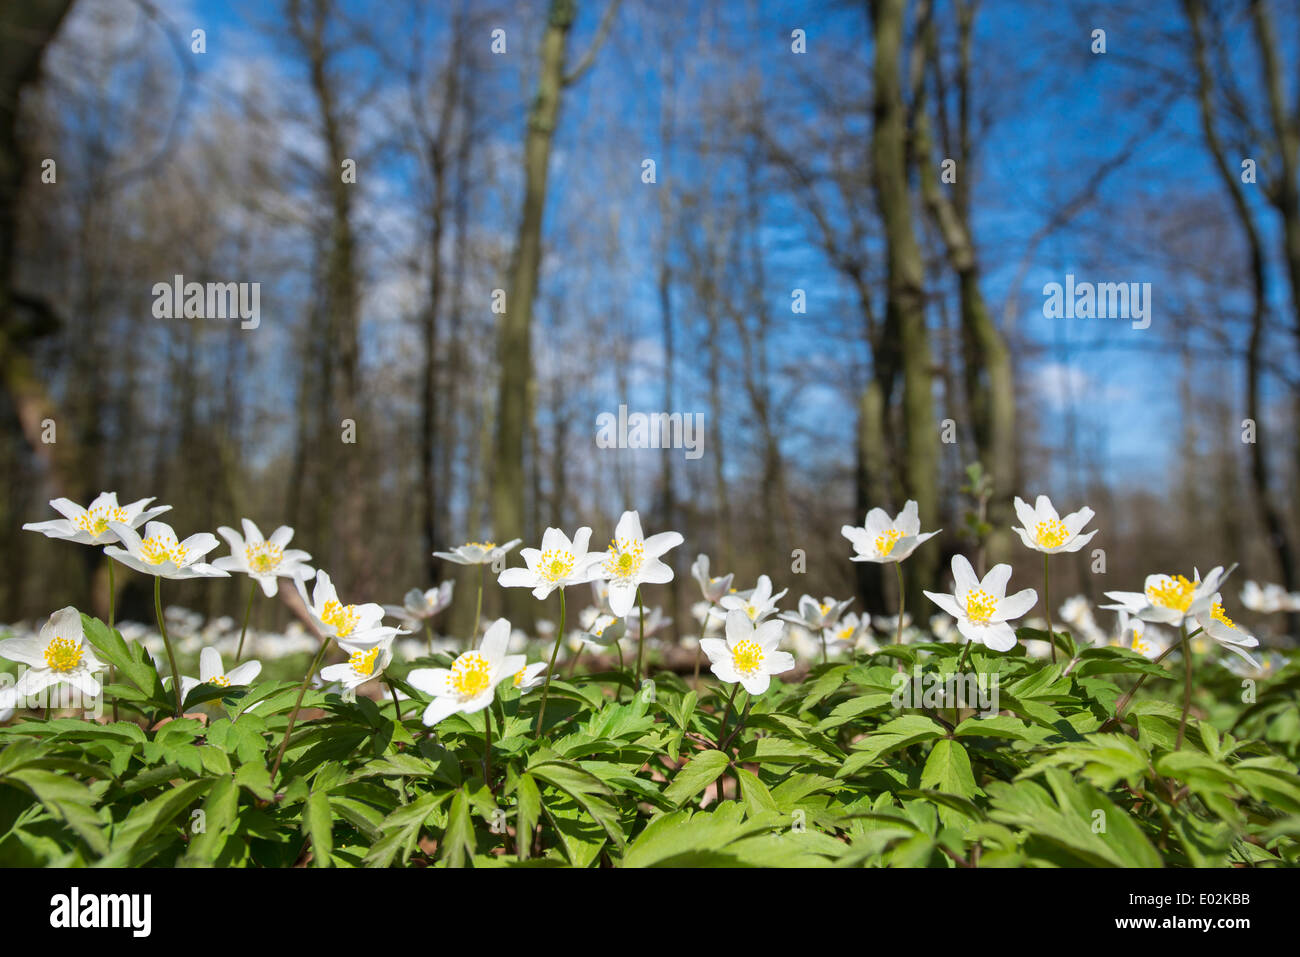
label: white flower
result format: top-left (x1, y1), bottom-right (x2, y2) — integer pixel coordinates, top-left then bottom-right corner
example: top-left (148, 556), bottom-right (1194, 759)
top-left (23, 492), bottom-right (171, 546)
top-left (384, 582), bottom-right (454, 625)
top-left (691, 554), bottom-right (734, 604)
top-left (104, 521), bottom-right (229, 580)
top-left (699, 610), bottom-right (796, 695)
top-left (1103, 566), bottom-right (1228, 629)
top-left (407, 618), bottom-right (525, 725)
top-left (294, 571), bottom-right (402, 647)
top-left (924, 555), bottom-right (1037, 652)
top-left (433, 539), bottom-right (522, 566)
top-left (320, 638), bottom-right (394, 696)
top-left (842, 500), bottom-right (940, 563)
top-left (1239, 580), bottom-right (1300, 614)
top-left (574, 613), bottom-right (627, 649)
top-left (587, 511), bottom-right (683, 617)
top-left (781, 594), bottom-right (853, 631)
top-left (1012, 495), bottom-right (1098, 554)
top-left (0, 607), bottom-right (105, 698)
top-left (172, 646), bottom-right (261, 700)
top-left (498, 526), bottom-right (597, 600)
top-left (212, 519), bottom-right (315, 596)
top-left (718, 574), bottom-right (787, 623)
top-left (1115, 611), bottom-right (1169, 661)
top-left (1193, 595), bottom-right (1260, 667)
top-left (823, 612), bottom-right (876, 654)
top-left (510, 661), bottom-right (548, 693)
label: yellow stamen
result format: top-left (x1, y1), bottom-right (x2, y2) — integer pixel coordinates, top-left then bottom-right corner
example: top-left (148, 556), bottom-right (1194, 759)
top-left (539, 548), bottom-right (575, 584)
top-left (605, 538), bottom-right (645, 579)
top-left (349, 647), bottom-right (380, 678)
top-left (875, 529), bottom-right (903, 556)
top-left (321, 599), bottom-right (359, 637)
top-left (1034, 518), bottom-right (1069, 549)
top-left (43, 636), bottom-right (84, 672)
top-left (731, 638), bottom-right (765, 676)
top-left (1210, 602), bottom-right (1236, 630)
top-left (140, 533), bottom-right (187, 566)
top-left (964, 589), bottom-right (999, 625)
top-left (207, 675), bottom-right (232, 688)
top-left (73, 506), bottom-right (128, 538)
top-left (245, 541), bottom-right (283, 574)
top-left (1146, 574), bottom-right (1196, 613)
top-left (450, 652), bottom-right (491, 698)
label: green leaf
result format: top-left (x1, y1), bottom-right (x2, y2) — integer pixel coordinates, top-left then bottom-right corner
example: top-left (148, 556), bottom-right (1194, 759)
top-left (663, 749), bottom-right (729, 807)
top-left (304, 788), bottom-right (334, 868)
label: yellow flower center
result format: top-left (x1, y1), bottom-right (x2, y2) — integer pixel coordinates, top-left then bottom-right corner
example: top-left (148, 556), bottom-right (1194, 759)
top-left (140, 533), bottom-right (187, 566)
top-left (1210, 602), bottom-right (1235, 630)
top-left (964, 589), bottom-right (999, 625)
top-left (43, 636), bottom-right (84, 672)
top-left (837, 625), bottom-right (854, 642)
top-left (605, 538), bottom-right (645, 579)
top-left (450, 652), bottom-right (492, 698)
top-left (349, 647), bottom-right (380, 677)
top-left (321, 599), bottom-right (359, 637)
top-left (875, 529), bottom-right (903, 556)
top-left (731, 638), bottom-right (765, 676)
top-left (466, 541), bottom-right (496, 550)
top-left (512, 666), bottom-right (528, 687)
top-left (1147, 574), bottom-right (1196, 613)
top-left (73, 506), bottom-right (128, 538)
top-left (539, 549), bottom-right (575, 583)
top-left (745, 604), bottom-right (760, 620)
top-left (1034, 518), bottom-right (1070, 549)
top-left (208, 675), bottom-right (231, 688)
top-left (245, 541), bottom-right (283, 574)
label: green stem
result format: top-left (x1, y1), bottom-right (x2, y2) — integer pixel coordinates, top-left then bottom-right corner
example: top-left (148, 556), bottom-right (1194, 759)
top-left (534, 587), bottom-right (566, 738)
top-left (108, 560), bottom-right (119, 722)
top-left (894, 561), bottom-right (905, 646)
top-left (235, 583), bottom-right (256, 661)
top-left (1044, 554), bottom-right (1057, 663)
top-left (1176, 623), bottom-right (1193, 751)
top-left (720, 692), bottom-right (753, 752)
top-left (484, 702), bottom-right (494, 786)
top-left (956, 638), bottom-right (972, 673)
top-left (386, 677), bottom-right (403, 725)
top-left (635, 587), bottom-right (646, 685)
top-left (269, 639), bottom-right (330, 781)
top-left (472, 565), bottom-right (485, 647)
top-left (154, 576), bottom-right (184, 719)
top-left (716, 683), bottom-right (739, 748)
top-left (1105, 637), bottom-right (1187, 728)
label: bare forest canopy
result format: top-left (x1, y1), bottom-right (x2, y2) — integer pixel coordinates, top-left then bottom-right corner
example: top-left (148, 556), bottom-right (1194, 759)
top-left (2, 0), bottom-right (1299, 642)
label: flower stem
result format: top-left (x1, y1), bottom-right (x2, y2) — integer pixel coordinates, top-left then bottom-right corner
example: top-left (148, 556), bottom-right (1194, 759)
top-left (483, 702), bottom-right (495, 786)
top-left (472, 565), bottom-right (485, 648)
top-left (956, 638), bottom-right (973, 673)
top-left (1044, 554), bottom-right (1057, 663)
top-left (1175, 623), bottom-right (1193, 751)
top-left (894, 562), bottom-right (905, 646)
top-left (721, 692), bottom-right (753, 752)
top-left (534, 587), bottom-right (565, 738)
top-left (269, 639), bottom-right (330, 782)
top-left (386, 676), bottom-right (403, 725)
top-left (108, 560), bottom-right (119, 722)
top-left (154, 577), bottom-right (183, 719)
top-left (235, 583), bottom-right (256, 661)
top-left (716, 683), bottom-right (739, 748)
top-left (1104, 638), bottom-right (1186, 729)
top-left (635, 587), bottom-right (646, 685)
